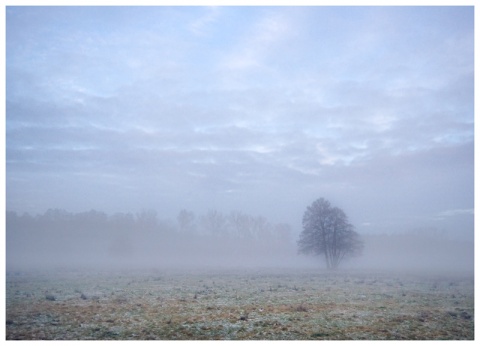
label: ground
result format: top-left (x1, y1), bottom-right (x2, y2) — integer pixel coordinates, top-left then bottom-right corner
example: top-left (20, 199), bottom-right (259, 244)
top-left (5, 267), bottom-right (474, 340)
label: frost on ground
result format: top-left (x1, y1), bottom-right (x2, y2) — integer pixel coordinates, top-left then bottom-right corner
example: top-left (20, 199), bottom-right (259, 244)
top-left (5, 268), bottom-right (474, 340)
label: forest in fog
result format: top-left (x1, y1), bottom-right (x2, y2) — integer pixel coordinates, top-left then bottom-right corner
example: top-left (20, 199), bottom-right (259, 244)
top-left (6, 208), bottom-right (473, 273)
top-left (6, 209), bottom-right (293, 269)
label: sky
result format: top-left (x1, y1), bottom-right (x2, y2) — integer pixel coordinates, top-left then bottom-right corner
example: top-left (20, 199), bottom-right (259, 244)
top-left (5, 5), bottom-right (474, 239)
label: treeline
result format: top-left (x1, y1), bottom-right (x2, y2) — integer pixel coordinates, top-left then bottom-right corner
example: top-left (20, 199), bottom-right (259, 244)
top-left (6, 208), bottom-right (292, 242)
top-left (7, 209), bottom-right (473, 272)
top-left (7, 209), bottom-right (164, 234)
top-left (6, 209), bottom-right (296, 269)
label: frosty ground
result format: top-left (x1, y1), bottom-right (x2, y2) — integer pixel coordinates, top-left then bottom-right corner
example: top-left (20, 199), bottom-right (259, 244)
top-left (5, 267), bottom-right (474, 340)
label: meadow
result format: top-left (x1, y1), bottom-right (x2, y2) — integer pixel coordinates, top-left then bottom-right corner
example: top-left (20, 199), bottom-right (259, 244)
top-left (5, 267), bottom-right (474, 340)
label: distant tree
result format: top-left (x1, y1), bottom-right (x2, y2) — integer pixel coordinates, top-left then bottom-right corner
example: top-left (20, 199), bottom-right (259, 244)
top-left (251, 215), bottom-right (271, 241)
top-left (228, 211), bottom-right (252, 239)
top-left (298, 198), bottom-right (363, 270)
top-left (201, 210), bottom-right (227, 237)
top-left (110, 212), bottom-right (135, 232)
top-left (177, 209), bottom-right (195, 233)
top-left (136, 209), bottom-right (158, 231)
top-left (73, 209), bottom-right (108, 231)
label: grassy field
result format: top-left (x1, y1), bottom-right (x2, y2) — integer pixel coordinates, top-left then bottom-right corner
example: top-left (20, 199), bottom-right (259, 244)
top-left (5, 267), bottom-right (474, 340)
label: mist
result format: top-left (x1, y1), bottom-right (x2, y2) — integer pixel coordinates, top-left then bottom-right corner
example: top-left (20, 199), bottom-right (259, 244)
top-left (6, 208), bottom-right (473, 275)
top-left (6, 7), bottom-right (473, 247)
top-left (5, 6), bottom-right (474, 340)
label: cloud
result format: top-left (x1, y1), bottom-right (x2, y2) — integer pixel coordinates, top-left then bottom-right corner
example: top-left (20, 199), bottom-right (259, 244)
top-left (189, 6), bottom-right (221, 36)
top-left (435, 208), bottom-right (474, 220)
top-left (6, 7), bottom-right (474, 239)
top-left (216, 8), bottom-right (298, 87)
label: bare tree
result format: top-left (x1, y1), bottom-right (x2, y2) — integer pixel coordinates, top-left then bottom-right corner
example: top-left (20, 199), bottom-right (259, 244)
top-left (201, 210), bottom-right (227, 237)
top-left (177, 209), bottom-right (196, 233)
top-left (228, 211), bottom-right (252, 240)
top-left (298, 198), bottom-right (363, 269)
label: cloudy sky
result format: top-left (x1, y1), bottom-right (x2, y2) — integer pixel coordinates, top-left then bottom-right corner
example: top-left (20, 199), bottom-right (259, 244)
top-left (6, 6), bottom-right (474, 238)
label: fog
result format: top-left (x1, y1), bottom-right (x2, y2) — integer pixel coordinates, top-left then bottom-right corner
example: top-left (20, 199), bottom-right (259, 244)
top-left (6, 209), bottom-right (473, 274)
top-left (6, 7), bottom-right (474, 276)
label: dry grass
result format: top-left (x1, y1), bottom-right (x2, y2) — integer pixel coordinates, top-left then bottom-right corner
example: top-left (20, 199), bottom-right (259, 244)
top-left (5, 268), bottom-right (474, 340)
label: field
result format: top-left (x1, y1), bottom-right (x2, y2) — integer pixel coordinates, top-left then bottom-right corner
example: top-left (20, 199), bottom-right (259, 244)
top-left (5, 267), bottom-right (474, 340)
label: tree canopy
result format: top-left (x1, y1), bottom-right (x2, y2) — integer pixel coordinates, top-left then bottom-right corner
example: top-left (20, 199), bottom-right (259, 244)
top-left (298, 198), bottom-right (363, 269)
